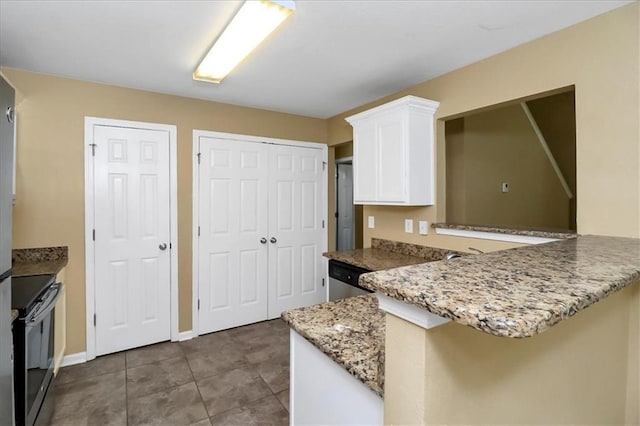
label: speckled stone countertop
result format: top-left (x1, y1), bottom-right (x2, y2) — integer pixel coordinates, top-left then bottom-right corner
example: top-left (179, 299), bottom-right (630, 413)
top-left (281, 294), bottom-right (385, 396)
top-left (323, 238), bottom-right (452, 271)
top-left (433, 223), bottom-right (577, 239)
top-left (360, 235), bottom-right (640, 338)
top-left (12, 246), bottom-right (68, 277)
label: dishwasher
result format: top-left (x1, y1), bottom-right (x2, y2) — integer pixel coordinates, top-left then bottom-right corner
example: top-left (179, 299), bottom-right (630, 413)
top-left (328, 259), bottom-right (373, 301)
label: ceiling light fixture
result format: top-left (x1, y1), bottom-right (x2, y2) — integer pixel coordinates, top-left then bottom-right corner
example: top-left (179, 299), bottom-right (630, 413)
top-left (194, 0), bottom-right (295, 84)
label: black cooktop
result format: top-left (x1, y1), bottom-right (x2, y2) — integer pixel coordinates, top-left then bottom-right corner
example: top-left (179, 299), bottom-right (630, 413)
top-left (11, 274), bottom-right (56, 315)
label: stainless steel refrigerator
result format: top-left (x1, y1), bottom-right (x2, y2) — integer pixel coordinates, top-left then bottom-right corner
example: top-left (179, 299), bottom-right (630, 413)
top-left (0, 75), bottom-right (16, 426)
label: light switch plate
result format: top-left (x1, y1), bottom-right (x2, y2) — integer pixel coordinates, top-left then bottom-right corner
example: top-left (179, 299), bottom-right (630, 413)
top-left (368, 216), bottom-right (375, 229)
top-left (405, 219), bottom-right (414, 233)
top-left (419, 220), bottom-right (428, 235)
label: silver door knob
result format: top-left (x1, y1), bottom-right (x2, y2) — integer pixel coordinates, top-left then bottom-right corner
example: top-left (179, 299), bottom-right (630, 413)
top-left (159, 243), bottom-right (167, 250)
top-left (270, 237), bottom-right (277, 244)
top-left (260, 238), bottom-right (267, 244)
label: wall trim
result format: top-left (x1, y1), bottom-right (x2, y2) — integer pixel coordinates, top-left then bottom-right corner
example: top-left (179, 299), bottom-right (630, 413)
top-left (377, 293), bottom-right (451, 330)
top-left (178, 331), bottom-right (194, 341)
top-left (84, 117), bottom-right (179, 361)
top-left (60, 352), bottom-right (87, 368)
top-left (434, 227), bottom-right (559, 245)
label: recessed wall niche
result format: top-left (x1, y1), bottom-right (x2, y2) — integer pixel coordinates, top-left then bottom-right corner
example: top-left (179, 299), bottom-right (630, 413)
top-left (445, 88), bottom-right (576, 231)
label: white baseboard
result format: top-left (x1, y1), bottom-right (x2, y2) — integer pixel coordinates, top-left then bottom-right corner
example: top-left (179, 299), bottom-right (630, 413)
top-left (178, 330), bottom-right (194, 341)
top-left (60, 352), bottom-right (87, 367)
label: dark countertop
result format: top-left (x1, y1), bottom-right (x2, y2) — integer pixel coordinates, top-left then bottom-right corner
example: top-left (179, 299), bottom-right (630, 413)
top-left (323, 238), bottom-right (453, 271)
top-left (282, 294), bottom-right (385, 396)
top-left (12, 246), bottom-right (68, 277)
top-left (360, 235), bottom-right (640, 338)
top-left (324, 248), bottom-right (427, 271)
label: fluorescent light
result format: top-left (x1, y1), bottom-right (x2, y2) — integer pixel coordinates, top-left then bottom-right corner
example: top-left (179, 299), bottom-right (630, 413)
top-left (194, 0), bottom-right (295, 83)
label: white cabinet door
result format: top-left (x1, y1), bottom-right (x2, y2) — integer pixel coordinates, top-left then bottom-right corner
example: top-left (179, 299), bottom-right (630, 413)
top-left (268, 145), bottom-right (326, 318)
top-left (94, 125), bottom-right (171, 355)
top-left (198, 137), bottom-right (269, 334)
top-left (353, 120), bottom-right (377, 203)
top-left (377, 111), bottom-right (406, 202)
top-left (347, 96), bottom-right (439, 205)
top-left (197, 135), bottom-right (326, 333)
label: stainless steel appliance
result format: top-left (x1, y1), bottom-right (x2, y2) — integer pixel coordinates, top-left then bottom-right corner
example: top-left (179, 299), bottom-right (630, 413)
top-left (12, 275), bottom-right (60, 426)
top-left (328, 259), bottom-right (372, 301)
top-left (1, 75), bottom-right (16, 426)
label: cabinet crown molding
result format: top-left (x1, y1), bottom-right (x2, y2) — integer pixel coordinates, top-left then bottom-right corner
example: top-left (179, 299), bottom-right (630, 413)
top-left (345, 95), bottom-right (440, 124)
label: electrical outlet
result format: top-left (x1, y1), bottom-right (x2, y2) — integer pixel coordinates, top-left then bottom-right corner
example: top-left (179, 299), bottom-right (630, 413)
top-left (501, 182), bottom-right (509, 193)
top-left (405, 219), bottom-right (414, 233)
top-left (368, 216), bottom-right (375, 229)
top-left (419, 220), bottom-right (428, 235)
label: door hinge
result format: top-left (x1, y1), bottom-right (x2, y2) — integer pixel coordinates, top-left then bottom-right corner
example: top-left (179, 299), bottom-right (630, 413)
top-left (90, 144), bottom-right (97, 156)
top-left (93, 313), bottom-right (96, 326)
top-left (197, 152), bottom-right (201, 164)
top-left (198, 226), bottom-right (201, 237)
top-left (322, 220), bottom-right (325, 229)
top-left (322, 278), bottom-right (325, 287)
top-left (92, 229), bottom-right (95, 241)
top-left (334, 212), bottom-right (339, 218)
top-left (322, 161), bottom-right (327, 171)
top-left (169, 243), bottom-right (172, 250)
top-left (197, 299), bottom-right (200, 310)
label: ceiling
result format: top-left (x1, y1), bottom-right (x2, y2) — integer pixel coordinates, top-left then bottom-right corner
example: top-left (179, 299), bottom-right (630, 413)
top-left (0, 0), bottom-right (631, 119)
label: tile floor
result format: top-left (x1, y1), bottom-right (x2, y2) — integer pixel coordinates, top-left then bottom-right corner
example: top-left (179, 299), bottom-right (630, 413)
top-left (51, 319), bottom-right (290, 425)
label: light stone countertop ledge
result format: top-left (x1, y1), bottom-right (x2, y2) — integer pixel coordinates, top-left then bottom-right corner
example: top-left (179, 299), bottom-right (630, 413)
top-left (358, 235), bottom-right (640, 338)
top-left (281, 294), bottom-right (385, 396)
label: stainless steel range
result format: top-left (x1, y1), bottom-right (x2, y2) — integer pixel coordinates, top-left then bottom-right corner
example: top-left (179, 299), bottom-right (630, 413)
top-left (11, 274), bottom-right (60, 426)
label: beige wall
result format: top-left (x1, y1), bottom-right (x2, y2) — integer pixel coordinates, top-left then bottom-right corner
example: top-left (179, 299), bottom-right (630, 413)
top-left (327, 3), bottom-right (639, 240)
top-left (329, 3), bottom-right (639, 422)
top-left (527, 90), bottom-right (577, 229)
top-left (385, 284), bottom-right (636, 424)
top-left (1, 68), bottom-right (327, 354)
top-left (447, 103), bottom-right (570, 229)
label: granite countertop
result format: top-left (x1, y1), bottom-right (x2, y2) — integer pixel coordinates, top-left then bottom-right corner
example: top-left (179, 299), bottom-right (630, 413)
top-left (324, 248), bottom-right (427, 271)
top-left (433, 223), bottom-right (577, 240)
top-left (324, 238), bottom-right (452, 271)
top-left (12, 246), bottom-right (68, 277)
top-left (281, 294), bottom-right (385, 396)
top-left (360, 235), bottom-right (640, 338)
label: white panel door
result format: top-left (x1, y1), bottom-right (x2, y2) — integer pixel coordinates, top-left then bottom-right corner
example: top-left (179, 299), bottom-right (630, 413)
top-left (336, 162), bottom-right (355, 251)
top-left (268, 144), bottom-right (325, 318)
top-left (93, 125), bottom-right (171, 355)
top-left (198, 137), bottom-right (269, 334)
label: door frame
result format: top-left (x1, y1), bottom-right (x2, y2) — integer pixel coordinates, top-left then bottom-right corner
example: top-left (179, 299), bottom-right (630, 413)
top-left (192, 130), bottom-right (328, 337)
top-left (335, 157), bottom-right (354, 251)
top-left (84, 117), bottom-right (179, 361)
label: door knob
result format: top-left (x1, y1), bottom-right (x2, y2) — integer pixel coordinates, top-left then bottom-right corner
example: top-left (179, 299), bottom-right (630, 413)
top-left (260, 238), bottom-right (267, 244)
top-left (159, 243), bottom-right (167, 250)
top-left (270, 237), bottom-right (277, 244)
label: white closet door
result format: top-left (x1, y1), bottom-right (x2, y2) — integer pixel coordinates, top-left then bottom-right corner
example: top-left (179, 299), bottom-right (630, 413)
top-left (198, 137), bottom-right (269, 334)
top-left (268, 144), bottom-right (326, 318)
top-left (93, 125), bottom-right (171, 355)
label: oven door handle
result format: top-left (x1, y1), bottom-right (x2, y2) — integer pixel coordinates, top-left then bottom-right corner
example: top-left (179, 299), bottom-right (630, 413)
top-left (27, 284), bottom-right (60, 324)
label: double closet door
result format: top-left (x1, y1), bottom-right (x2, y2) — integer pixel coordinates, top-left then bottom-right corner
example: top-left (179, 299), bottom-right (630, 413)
top-left (197, 134), bottom-right (326, 334)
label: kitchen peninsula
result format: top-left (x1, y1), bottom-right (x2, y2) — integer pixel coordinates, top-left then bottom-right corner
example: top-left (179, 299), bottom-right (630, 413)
top-left (283, 235), bottom-right (640, 424)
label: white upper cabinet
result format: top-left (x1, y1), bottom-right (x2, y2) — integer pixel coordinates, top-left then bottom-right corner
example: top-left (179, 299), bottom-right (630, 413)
top-left (346, 95), bottom-right (440, 205)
